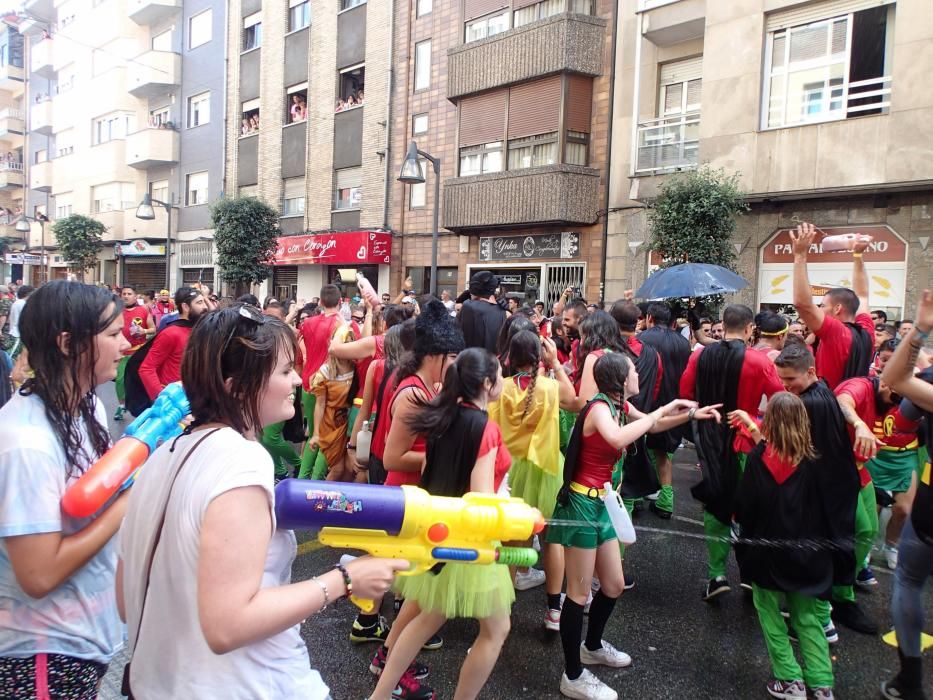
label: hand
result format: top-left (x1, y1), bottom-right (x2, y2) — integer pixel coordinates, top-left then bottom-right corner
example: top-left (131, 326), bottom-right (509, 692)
top-left (851, 234), bottom-right (873, 254)
top-left (541, 337), bottom-right (558, 368)
top-left (790, 222), bottom-right (817, 259)
top-left (693, 404), bottom-right (723, 423)
top-left (916, 289), bottom-right (933, 333)
top-left (403, 276), bottom-right (413, 292)
top-left (660, 398), bottom-right (698, 417)
top-left (853, 422), bottom-right (884, 462)
top-left (345, 556), bottom-right (411, 600)
top-left (623, 289), bottom-right (634, 301)
top-left (308, 434), bottom-right (320, 451)
top-left (727, 409), bottom-right (753, 430)
top-left (563, 286), bottom-right (574, 298)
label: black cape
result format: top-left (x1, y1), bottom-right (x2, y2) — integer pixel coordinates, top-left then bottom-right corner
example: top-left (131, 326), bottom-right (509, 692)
top-left (639, 326), bottom-right (690, 452)
top-left (799, 380), bottom-right (859, 586)
top-left (617, 339), bottom-right (662, 499)
top-left (123, 318), bottom-right (195, 417)
top-left (734, 442), bottom-right (833, 597)
top-left (841, 323), bottom-right (873, 382)
top-left (421, 404), bottom-right (487, 498)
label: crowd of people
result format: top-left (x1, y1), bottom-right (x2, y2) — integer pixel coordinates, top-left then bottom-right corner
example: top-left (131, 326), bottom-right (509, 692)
top-left (336, 90), bottom-right (365, 112)
top-left (0, 221), bottom-right (931, 700)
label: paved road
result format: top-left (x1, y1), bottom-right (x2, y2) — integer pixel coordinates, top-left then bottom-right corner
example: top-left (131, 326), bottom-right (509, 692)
top-left (96, 381), bottom-right (932, 699)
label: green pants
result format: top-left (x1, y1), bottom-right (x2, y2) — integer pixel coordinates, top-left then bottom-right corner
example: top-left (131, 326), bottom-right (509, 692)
top-left (115, 355), bottom-right (130, 404)
top-left (260, 421), bottom-right (301, 479)
top-left (649, 449), bottom-right (675, 513)
top-left (298, 392), bottom-right (321, 479)
top-left (753, 586), bottom-right (834, 689)
top-left (705, 451), bottom-right (746, 579)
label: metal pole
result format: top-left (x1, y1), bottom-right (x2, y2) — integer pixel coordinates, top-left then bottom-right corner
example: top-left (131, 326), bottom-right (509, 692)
top-left (40, 221), bottom-right (46, 284)
top-left (430, 157), bottom-right (440, 298)
top-left (164, 204), bottom-right (172, 290)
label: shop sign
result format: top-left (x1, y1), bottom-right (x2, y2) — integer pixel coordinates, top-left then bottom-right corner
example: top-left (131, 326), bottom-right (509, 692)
top-left (479, 232), bottom-right (579, 261)
top-left (115, 240), bottom-right (166, 257)
top-left (499, 274), bottom-right (523, 285)
top-left (4, 253), bottom-right (45, 265)
top-left (273, 231), bottom-right (392, 266)
top-left (761, 224), bottom-right (906, 263)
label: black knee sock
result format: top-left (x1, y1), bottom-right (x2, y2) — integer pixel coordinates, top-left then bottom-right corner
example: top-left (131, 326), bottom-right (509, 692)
top-left (547, 593), bottom-right (563, 611)
top-left (356, 613), bottom-right (379, 628)
top-left (560, 598), bottom-right (585, 680)
top-left (584, 590), bottom-right (618, 651)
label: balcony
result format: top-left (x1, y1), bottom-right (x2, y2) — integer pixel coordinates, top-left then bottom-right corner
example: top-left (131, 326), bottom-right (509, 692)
top-left (125, 128), bottom-right (179, 168)
top-left (443, 164), bottom-right (600, 230)
top-left (641, 0), bottom-right (705, 47)
top-left (30, 99), bottom-right (54, 135)
top-left (635, 111), bottom-right (700, 174)
top-left (127, 51), bottom-right (181, 98)
top-left (30, 159), bottom-right (53, 192)
top-left (23, 0), bottom-right (55, 22)
top-left (0, 163), bottom-right (25, 190)
top-left (0, 61), bottom-right (24, 91)
top-left (0, 109), bottom-right (25, 143)
top-left (31, 39), bottom-right (56, 79)
top-left (129, 0), bottom-right (181, 25)
top-left (447, 13), bottom-right (606, 99)
top-left (92, 209), bottom-right (126, 237)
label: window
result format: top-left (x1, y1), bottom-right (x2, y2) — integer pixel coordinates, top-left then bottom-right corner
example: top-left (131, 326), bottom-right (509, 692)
top-left (149, 106), bottom-right (171, 128)
top-left (243, 12), bottom-right (262, 51)
top-left (55, 193), bottom-right (73, 219)
top-left (186, 171), bottom-right (209, 205)
top-left (334, 167), bottom-right (362, 210)
top-left (565, 130), bottom-right (589, 165)
top-left (282, 178), bottom-right (305, 216)
top-left (465, 11), bottom-right (508, 42)
top-left (337, 66), bottom-right (365, 110)
top-left (507, 132), bottom-right (558, 170)
top-left (340, 0), bottom-right (365, 10)
top-left (514, 0), bottom-right (592, 27)
top-left (414, 40), bottom-right (431, 91)
top-left (35, 149), bottom-right (47, 164)
top-left (763, 5), bottom-right (894, 129)
top-left (188, 91), bottom-right (210, 127)
top-left (289, 0), bottom-right (310, 30)
top-left (417, 0), bottom-right (431, 16)
top-left (409, 158), bottom-right (427, 208)
top-left (239, 185), bottom-right (258, 198)
top-left (459, 141), bottom-right (502, 177)
top-left (93, 111), bottom-right (134, 144)
top-left (412, 113), bottom-right (428, 135)
top-left (241, 98), bottom-right (260, 134)
top-left (149, 179), bottom-right (169, 203)
top-left (92, 182), bottom-right (135, 213)
top-left (189, 9), bottom-right (212, 49)
top-left (659, 58), bottom-right (702, 117)
top-left (152, 29), bottom-right (172, 51)
top-left (56, 129), bottom-right (74, 158)
top-left (286, 83), bottom-right (308, 123)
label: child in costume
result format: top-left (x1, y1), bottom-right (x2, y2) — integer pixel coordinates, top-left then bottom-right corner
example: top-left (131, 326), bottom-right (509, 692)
top-left (547, 352), bottom-right (720, 700)
top-left (369, 349), bottom-right (513, 700)
top-left (732, 393), bottom-right (836, 700)
top-left (488, 330), bottom-right (576, 630)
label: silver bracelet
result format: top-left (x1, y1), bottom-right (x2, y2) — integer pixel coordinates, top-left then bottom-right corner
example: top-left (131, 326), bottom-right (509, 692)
top-left (688, 407), bottom-right (697, 421)
top-left (312, 577), bottom-right (330, 611)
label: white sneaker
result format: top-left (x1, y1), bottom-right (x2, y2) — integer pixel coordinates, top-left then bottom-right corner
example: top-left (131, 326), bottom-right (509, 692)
top-left (645, 490), bottom-right (660, 502)
top-left (514, 568), bottom-right (546, 591)
top-left (882, 544), bottom-right (898, 571)
top-left (580, 641), bottom-right (632, 668)
top-left (559, 669), bottom-right (618, 700)
top-left (544, 608), bottom-right (561, 631)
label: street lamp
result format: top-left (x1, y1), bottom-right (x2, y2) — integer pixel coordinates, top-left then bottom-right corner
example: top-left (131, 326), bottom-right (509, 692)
top-left (135, 193), bottom-right (178, 290)
top-left (15, 213), bottom-right (49, 284)
top-left (398, 140), bottom-right (441, 297)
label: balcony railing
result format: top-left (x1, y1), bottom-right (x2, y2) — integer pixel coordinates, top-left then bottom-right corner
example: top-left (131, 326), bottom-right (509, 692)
top-left (31, 39), bottom-right (56, 78)
top-left (0, 108), bottom-right (25, 138)
top-left (635, 111), bottom-right (700, 174)
top-left (125, 127), bottom-right (180, 168)
top-left (765, 75), bottom-right (892, 129)
top-left (0, 162), bottom-right (25, 189)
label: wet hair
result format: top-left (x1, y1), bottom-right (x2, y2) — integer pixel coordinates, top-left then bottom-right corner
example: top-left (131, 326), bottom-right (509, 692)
top-left (19, 281), bottom-right (122, 477)
top-left (236, 293), bottom-right (260, 308)
top-left (646, 302), bottom-right (672, 327)
top-left (319, 284), bottom-right (341, 309)
top-left (175, 286), bottom-right (202, 311)
top-left (872, 310), bottom-right (888, 323)
top-left (382, 303), bottom-right (414, 329)
top-left (496, 314), bottom-right (536, 368)
top-left (775, 344), bottom-right (815, 373)
top-left (296, 303), bottom-right (319, 327)
top-left (181, 304), bottom-right (299, 435)
top-left (593, 351), bottom-right (634, 398)
top-left (722, 304), bottom-right (754, 333)
top-left (761, 392), bottom-right (817, 465)
top-left (878, 338), bottom-right (896, 354)
top-left (508, 330), bottom-right (541, 420)
top-left (609, 299), bottom-right (641, 333)
top-left (825, 287), bottom-right (859, 318)
top-left (579, 310), bottom-right (628, 370)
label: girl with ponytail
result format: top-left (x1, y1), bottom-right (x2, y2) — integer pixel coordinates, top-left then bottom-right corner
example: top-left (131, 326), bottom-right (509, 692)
top-left (488, 329), bottom-right (576, 631)
top-left (370, 349), bottom-right (514, 700)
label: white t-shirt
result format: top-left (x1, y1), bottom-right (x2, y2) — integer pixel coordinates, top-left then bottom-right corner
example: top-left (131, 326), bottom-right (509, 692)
top-left (8, 298), bottom-right (26, 337)
top-left (0, 392), bottom-right (123, 663)
top-left (119, 427), bottom-right (328, 700)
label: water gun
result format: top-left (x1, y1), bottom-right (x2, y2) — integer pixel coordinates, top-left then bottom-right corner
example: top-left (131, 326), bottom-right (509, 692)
top-left (275, 479), bottom-right (545, 613)
top-left (62, 382), bottom-right (190, 518)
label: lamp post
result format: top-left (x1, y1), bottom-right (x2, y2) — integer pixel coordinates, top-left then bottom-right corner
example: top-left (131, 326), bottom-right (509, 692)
top-left (135, 193), bottom-right (178, 290)
top-left (398, 140), bottom-right (441, 297)
top-left (15, 213), bottom-right (49, 284)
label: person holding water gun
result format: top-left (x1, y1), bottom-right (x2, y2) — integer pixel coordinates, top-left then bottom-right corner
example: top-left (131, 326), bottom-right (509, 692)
top-left (0, 281), bottom-right (129, 698)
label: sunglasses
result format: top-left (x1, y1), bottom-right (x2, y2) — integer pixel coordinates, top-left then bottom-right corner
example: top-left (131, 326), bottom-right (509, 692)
top-left (352, 315), bottom-right (365, 323)
top-left (222, 304), bottom-right (268, 355)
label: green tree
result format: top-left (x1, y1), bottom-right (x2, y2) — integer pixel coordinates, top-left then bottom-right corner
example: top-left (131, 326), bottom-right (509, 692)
top-left (52, 214), bottom-right (105, 282)
top-left (648, 166), bottom-right (749, 271)
top-left (211, 196), bottom-right (280, 295)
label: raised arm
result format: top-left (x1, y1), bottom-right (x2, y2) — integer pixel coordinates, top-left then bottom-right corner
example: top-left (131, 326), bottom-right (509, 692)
top-left (851, 235), bottom-right (872, 316)
top-left (882, 289), bottom-right (933, 412)
top-left (331, 334), bottom-right (378, 361)
top-left (542, 337), bottom-right (577, 410)
top-left (792, 222), bottom-right (825, 333)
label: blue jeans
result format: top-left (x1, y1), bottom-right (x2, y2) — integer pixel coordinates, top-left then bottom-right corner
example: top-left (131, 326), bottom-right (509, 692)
top-left (893, 518), bottom-right (933, 657)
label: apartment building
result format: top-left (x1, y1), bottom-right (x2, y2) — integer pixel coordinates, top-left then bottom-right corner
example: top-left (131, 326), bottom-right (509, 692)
top-left (606, 0), bottom-right (933, 318)
top-left (0, 23), bottom-right (28, 286)
top-left (11, 0), bottom-right (225, 291)
top-left (388, 0), bottom-right (616, 305)
top-left (225, 0), bottom-right (395, 300)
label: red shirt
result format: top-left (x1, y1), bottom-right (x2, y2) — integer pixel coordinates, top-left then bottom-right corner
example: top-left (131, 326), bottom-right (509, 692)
top-left (299, 313), bottom-right (342, 389)
top-left (121, 304), bottom-right (151, 355)
top-left (573, 401), bottom-right (630, 488)
top-left (477, 417), bottom-right (512, 492)
top-left (815, 313), bottom-right (874, 390)
top-left (680, 344), bottom-right (783, 453)
top-left (138, 323), bottom-right (192, 400)
top-left (384, 375), bottom-right (435, 486)
top-left (370, 362), bottom-right (392, 460)
top-left (355, 334), bottom-right (385, 400)
top-left (834, 377), bottom-right (877, 487)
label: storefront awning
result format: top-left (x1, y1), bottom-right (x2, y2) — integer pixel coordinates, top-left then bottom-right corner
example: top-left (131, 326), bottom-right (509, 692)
top-left (272, 231), bottom-right (391, 266)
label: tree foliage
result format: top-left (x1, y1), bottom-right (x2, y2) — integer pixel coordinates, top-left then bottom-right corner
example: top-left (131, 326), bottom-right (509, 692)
top-left (211, 196), bottom-right (280, 291)
top-left (648, 166), bottom-right (749, 271)
top-left (52, 214), bottom-right (105, 280)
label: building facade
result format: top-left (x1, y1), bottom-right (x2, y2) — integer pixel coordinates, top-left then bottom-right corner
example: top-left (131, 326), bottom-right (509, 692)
top-left (388, 0), bottom-right (616, 307)
top-left (606, 0), bottom-right (933, 318)
top-left (0, 22), bottom-right (28, 286)
top-left (7, 0), bottom-right (225, 291)
top-left (225, 0), bottom-right (395, 300)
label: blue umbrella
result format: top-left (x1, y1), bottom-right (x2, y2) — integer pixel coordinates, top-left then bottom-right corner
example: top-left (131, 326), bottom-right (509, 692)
top-left (635, 262), bottom-right (748, 300)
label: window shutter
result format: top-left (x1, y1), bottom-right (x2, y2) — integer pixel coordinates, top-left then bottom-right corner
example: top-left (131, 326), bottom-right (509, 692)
top-left (565, 75), bottom-right (593, 133)
top-left (284, 178), bottom-right (305, 199)
top-left (242, 97), bottom-right (260, 111)
top-left (459, 90), bottom-right (507, 147)
top-left (243, 11), bottom-right (261, 27)
top-left (508, 75), bottom-right (561, 139)
top-left (765, 0), bottom-right (893, 32)
top-left (464, 0), bottom-right (508, 21)
top-left (336, 167), bottom-right (361, 189)
top-left (659, 56), bottom-right (702, 85)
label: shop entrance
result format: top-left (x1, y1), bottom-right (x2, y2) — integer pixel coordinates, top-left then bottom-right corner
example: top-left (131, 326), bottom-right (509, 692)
top-left (467, 262), bottom-right (586, 311)
top-left (327, 264), bottom-right (379, 300)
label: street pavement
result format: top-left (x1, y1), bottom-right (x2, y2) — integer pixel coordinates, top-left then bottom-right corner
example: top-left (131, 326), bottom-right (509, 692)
top-left (95, 381), bottom-right (933, 699)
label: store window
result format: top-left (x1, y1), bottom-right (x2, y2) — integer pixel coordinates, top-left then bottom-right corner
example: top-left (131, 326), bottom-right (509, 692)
top-left (337, 66), bottom-right (365, 111)
top-left (242, 12), bottom-right (262, 51)
top-left (328, 265), bottom-right (379, 299)
top-left (465, 11), bottom-right (508, 42)
top-left (459, 141), bottom-right (502, 177)
top-left (334, 167), bottom-right (361, 210)
top-left (289, 0), bottom-right (310, 31)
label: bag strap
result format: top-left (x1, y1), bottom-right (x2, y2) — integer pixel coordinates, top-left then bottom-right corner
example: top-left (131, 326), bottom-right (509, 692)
top-left (130, 427), bottom-right (221, 656)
